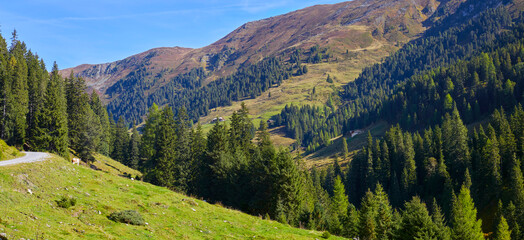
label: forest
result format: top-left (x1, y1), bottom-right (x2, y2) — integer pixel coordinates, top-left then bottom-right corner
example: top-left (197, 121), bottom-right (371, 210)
top-left (275, 5), bottom-right (524, 153)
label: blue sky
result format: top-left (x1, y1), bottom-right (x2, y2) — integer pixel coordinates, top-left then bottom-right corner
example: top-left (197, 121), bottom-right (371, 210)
top-left (0, 0), bottom-right (344, 69)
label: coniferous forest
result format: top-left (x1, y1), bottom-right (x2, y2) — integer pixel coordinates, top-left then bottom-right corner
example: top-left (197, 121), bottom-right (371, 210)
top-left (1, 0), bottom-right (524, 239)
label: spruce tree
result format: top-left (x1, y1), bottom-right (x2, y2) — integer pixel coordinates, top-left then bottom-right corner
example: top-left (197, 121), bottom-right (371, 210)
top-left (397, 197), bottom-right (439, 240)
top-left (331, 176), bottom-right (349, 216)
top-left (6, 33), bottom-right (29, 146)
top-left (90, 90), bottom-right (111, 155)
top-left (374, 184), bottom-right (393, 240)
top-left (442, 107), bottom-right (470, 185)
top-left (431, 198), bottom-right (451, 240)
top-left (140, 103), bottom-right (161, 169)
top-left (111, 117), bottom-right (129, 163)
top-left (173, 107), bottom-right (191, 192)
top-left (128, 124), bottom-right (141, 169)
top-left (495, 215), bottom-right (511, 240)
top-left (33, 63), bottom-right (68, 156)
top-left (358, 190), bottom-right (377, 240)
top-left (25, 52), bottom-right (47, 148)
top-left (149, 107), bottom-right (177, 188)
top-left (451, 185), bottom-right (484, 240)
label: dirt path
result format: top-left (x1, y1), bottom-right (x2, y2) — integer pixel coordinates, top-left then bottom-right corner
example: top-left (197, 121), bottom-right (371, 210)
top-left (0, 152), bottom-right (51, 167)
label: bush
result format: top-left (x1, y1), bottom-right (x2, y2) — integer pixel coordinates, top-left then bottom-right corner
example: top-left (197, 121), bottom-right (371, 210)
top-left (321, 231), bottom-right (331, 239)
top-left (108, 210), bottom-right (145, 225)
top-left (56, 196), bottom-right (77, 208)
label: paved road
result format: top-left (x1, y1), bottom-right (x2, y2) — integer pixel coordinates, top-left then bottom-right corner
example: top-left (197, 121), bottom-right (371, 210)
top-left (0, 152), bottom-right (51, 167)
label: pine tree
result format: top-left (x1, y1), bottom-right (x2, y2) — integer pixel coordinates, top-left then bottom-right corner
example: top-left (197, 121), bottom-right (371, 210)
top-left (359, 190), bottom-right (377, 240)
top-left (25, 52), bottom-right (47, 148)
top-left (6, 33), bottom-right (29, 146)
top-left (90, 90), bottom-right (111, 155)
top-left (128, 124), bottom-right (141, 169)
top-left (495, 216), bottom-right (511, 240)
top-left (431, 199), bottom-right (451, 240)
top-left (33, 63), bottom-right (68, 156)
top-left (442, 107), bottom-right (470, 186)
top-left (148, 107), bottom-right (176, 188)
top-left (272, 149), bottom-right (305, 225)
top-left (140, 103), bottom-right (161, 169)
top-left (189, 123), bottom-right (206, 195)
top-left (342, 137), bottom-right (349, 160)
top-left (75, 99), bottom-right (100, 163)
top-left (374, 184), bottom-right (393, 240)
top-left (65, 72), bottom-right (87, 149)
top-left (331, 176), bottom-right (349, 216)
top-left (173, 107), bottom-right (191, 192)
top-left (451, 185), bottom-right (484, 240)
top-left (111, 117), bottom-right (129, 164)
top-left (397, 197), bottom-right (439, 240)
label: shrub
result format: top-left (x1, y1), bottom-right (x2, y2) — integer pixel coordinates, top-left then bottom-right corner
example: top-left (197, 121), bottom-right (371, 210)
top-left (56, 196), bottom-right (77, 208)
top-left (108, 210), bottom-right (145, 225)
top-left (321, 231), bottom-right (331, 239)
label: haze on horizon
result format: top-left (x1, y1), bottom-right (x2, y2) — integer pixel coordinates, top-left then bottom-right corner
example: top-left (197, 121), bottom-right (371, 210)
top-left (0, 0), bottom-right (344, 70)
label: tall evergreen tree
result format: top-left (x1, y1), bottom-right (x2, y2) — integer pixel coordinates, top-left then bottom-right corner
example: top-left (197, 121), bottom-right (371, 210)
top-left (111, 117), bottom-right (129, 163)
top-left (173, 107), bottom-right (191, 192)
top-left (128, 124), bottom-right (141, 169)
top-left (147, 107), bottom-right (176, 188)
top-left (140, 103), bottom-right (161, 169)
top-left (90, 90), bottom-right (111, 155)
top-left (442, 107), bottom-right (470, 187)
top-left (450, 185), bottom-right (484, 240)
top-left (495, 216), bottom-right (511, 240)
top-left (397, 197), bottom-right (439, 240)
top-left (6, 32), bottom-right (29, 146)
top-left (33, 63), bottom-right (68, 156)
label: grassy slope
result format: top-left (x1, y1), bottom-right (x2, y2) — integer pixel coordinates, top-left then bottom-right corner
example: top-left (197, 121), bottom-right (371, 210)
top-left (0, 139), bottom-right (24, 161)
top-left (304, 121), bottom-right (390, 170)
top-left (198, 40), bottom-right (396, 162)
top-left (0, 154), bottom-right (343, 239)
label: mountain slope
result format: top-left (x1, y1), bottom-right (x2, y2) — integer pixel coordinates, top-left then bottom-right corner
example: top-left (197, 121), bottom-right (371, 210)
top-left (61, 0), bottom-right (443, 106)
top-left (0, 155), bottom-right (340, 239)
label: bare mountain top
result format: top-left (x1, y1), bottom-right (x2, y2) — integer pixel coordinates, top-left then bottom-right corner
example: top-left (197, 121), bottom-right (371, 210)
top-left (60, 0), bottom-right (443, 100)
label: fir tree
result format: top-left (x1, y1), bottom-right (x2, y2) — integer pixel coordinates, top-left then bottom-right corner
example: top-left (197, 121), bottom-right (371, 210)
top-left (33, 63), bottom-right (68, 156)
top-left (495, 216), bottom-right (511, 240)
top-left (148, 107), bottom-right (176, 188)
top-left (451, 185), bottom-right (484, 240)
top-left (397, 197), bottom-right (439, 240)
top-left (128, 124), bottom-right (141, 169)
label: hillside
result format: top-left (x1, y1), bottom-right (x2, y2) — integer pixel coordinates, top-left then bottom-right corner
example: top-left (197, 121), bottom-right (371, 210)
top-left (0, 155), bottom-right (340, 239)
top-left (61, 0), bottom-right (445, 118)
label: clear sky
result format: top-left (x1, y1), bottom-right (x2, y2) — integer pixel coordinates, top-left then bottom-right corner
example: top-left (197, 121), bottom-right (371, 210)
top-left (0, 0), bottom-right (344, 70)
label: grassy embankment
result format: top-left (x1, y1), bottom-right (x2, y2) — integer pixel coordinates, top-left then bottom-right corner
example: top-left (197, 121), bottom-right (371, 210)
top-left (0, 139), bottom-right (24, 161)
top-left (0, 152), bottom-right (344, 239)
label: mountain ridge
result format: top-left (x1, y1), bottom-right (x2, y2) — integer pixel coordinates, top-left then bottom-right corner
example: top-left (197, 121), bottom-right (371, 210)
top-left (60, 0), bottom-right (443, 104)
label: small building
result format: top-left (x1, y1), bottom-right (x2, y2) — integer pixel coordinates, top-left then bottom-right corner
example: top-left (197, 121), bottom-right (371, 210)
top-left (211, 117), bottom-right (226, 124)
top-left (350, 129), bottom-right (363, 138)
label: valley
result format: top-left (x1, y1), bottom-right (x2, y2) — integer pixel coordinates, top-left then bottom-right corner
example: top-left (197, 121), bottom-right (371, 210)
top-left (0, 0), bottom-right (523, 239)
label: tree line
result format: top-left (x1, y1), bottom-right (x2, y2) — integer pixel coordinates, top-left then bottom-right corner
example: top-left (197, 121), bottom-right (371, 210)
top-left (0, 30), bottom-right (111, 161)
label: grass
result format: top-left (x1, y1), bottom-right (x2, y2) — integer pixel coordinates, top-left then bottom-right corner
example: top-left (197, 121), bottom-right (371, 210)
top-left (91, 153), bottom-right (142, 179)
top-left (0, 139), bottom-right (24, 161)
top-left (304, 121), bottom-right (390, 170)
top-left (0, 154), bottom-right (346, 239)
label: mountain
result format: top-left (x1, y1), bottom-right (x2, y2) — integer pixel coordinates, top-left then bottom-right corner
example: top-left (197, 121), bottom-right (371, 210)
top-left (61, 0), bottom-right (445, 106)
